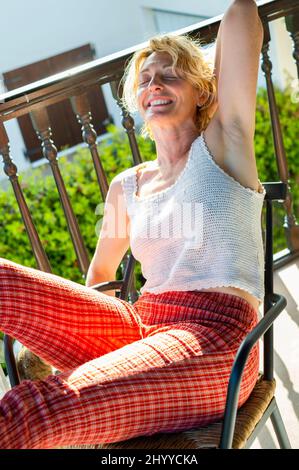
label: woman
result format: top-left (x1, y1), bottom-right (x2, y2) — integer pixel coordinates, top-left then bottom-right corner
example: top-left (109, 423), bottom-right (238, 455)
top-left (0, 0), bottom-right (265, 448)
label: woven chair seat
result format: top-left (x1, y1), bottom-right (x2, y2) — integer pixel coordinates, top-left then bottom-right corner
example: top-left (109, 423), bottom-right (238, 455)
top-left (97, 376), bottom-right (276, 449)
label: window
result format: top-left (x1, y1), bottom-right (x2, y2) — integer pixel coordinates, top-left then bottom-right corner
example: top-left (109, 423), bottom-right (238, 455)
top-left (2, 45), bottom-right (111, 163)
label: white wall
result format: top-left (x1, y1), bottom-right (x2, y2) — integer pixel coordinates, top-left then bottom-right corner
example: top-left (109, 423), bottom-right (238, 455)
top-left (269, 17), bottom-right (297, 89)
top-left (0, 0), bottom-right (147, 71)
top-left (0, 0), bottom-right (297, 180)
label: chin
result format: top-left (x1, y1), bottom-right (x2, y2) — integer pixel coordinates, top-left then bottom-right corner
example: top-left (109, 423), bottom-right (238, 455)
top-left (145, 112), bottom-right (176, 124)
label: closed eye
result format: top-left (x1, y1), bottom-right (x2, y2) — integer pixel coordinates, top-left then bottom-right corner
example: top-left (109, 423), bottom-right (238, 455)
top-left (140, 80), bottom-right (149, 85)
top-left (138, 78), bottom-right (150, 86)
top-left (138, 75), bottom-right (177, 86)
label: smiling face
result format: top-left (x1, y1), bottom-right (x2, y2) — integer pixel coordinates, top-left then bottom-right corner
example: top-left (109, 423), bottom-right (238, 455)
top-left (136, 52), bottom-right (201, 133)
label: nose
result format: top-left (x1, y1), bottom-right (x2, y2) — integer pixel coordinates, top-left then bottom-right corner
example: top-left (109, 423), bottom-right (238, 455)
top-left (148, 74), bottom-right (163, 91)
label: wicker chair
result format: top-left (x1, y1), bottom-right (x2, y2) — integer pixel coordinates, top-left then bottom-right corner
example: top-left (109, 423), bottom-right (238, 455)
top-left (4, 181), bottom-right (291, 449)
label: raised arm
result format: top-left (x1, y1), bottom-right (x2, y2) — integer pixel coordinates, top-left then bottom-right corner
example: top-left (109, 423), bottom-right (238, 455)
top-left (213, 0), bottom-right (264, 139)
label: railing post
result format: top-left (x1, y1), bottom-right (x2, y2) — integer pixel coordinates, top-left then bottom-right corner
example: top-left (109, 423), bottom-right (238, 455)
top-left (261, 21), bottom-right (299, 251)
top-left (71, 93), bottom-right (109, 201)
top-left (285, 11), bottom-right (299, 78)
top-left (110, 79), bottom-right (143, 166)
top-left (0, 121), bottom-right (52, 272)
top-left (110, 78), bottom-right (143, 301)
top-left (30, 107), bottom-right (90, 276)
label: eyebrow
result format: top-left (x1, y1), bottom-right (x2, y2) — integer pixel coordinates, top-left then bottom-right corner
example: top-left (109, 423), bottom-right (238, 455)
top-left (139, 65), bottom-right (174, 75)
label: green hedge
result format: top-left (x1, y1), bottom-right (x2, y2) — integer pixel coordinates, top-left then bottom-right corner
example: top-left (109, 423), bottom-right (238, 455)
top-left (0, 84), bottom-right (298, 285)
top-left (255, 85), bottom-right (299, 253)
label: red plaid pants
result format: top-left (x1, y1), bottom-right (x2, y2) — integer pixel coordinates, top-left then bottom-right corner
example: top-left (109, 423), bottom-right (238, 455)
top-left (0, 258), bottom-right (259, 449)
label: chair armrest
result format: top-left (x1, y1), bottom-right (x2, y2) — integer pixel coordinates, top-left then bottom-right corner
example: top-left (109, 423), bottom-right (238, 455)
top-left (91, 280), bottom-right (123, 292)
top-left (4, 334), bottom-right (20, 388)
top-left (219, 293), bottom-right (287, 448)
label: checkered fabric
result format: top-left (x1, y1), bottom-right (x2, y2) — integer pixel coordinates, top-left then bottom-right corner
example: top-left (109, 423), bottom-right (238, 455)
top-left (0, 258), bottom-right (259, 449)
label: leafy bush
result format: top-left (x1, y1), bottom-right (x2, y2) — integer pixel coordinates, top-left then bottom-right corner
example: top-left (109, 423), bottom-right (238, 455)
top-left (0, 85), bottom-right (298, 296)
top-left (254, 84), bottom-right (299, 252)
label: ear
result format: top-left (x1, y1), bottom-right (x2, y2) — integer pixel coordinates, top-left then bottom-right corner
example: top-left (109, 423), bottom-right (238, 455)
top-left (196, 89), bottom-right (208, 108)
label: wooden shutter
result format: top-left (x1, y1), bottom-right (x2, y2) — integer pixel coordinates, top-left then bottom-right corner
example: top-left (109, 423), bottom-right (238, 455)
top-left (3, 44), bottom-right (111, 162)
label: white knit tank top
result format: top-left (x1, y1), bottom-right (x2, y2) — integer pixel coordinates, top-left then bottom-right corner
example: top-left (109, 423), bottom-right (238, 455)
top-left (120, 133), bottom-right (266, 301)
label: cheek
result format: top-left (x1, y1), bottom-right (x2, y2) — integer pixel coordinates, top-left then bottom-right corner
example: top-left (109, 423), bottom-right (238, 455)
top-left (136, 89), bottom-right (146, 115)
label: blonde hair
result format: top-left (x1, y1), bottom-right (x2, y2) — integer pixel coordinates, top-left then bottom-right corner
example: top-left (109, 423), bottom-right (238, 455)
top-left (121, 34), bottom-right (217, 139)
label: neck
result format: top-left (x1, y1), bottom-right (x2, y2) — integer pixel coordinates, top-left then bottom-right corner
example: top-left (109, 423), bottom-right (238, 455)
top-left (151, 126), bottom-right (200, 179)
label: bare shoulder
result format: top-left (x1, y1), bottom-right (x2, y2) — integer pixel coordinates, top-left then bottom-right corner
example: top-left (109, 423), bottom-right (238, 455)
top-left (203, 113), bottom-right (263, 193)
